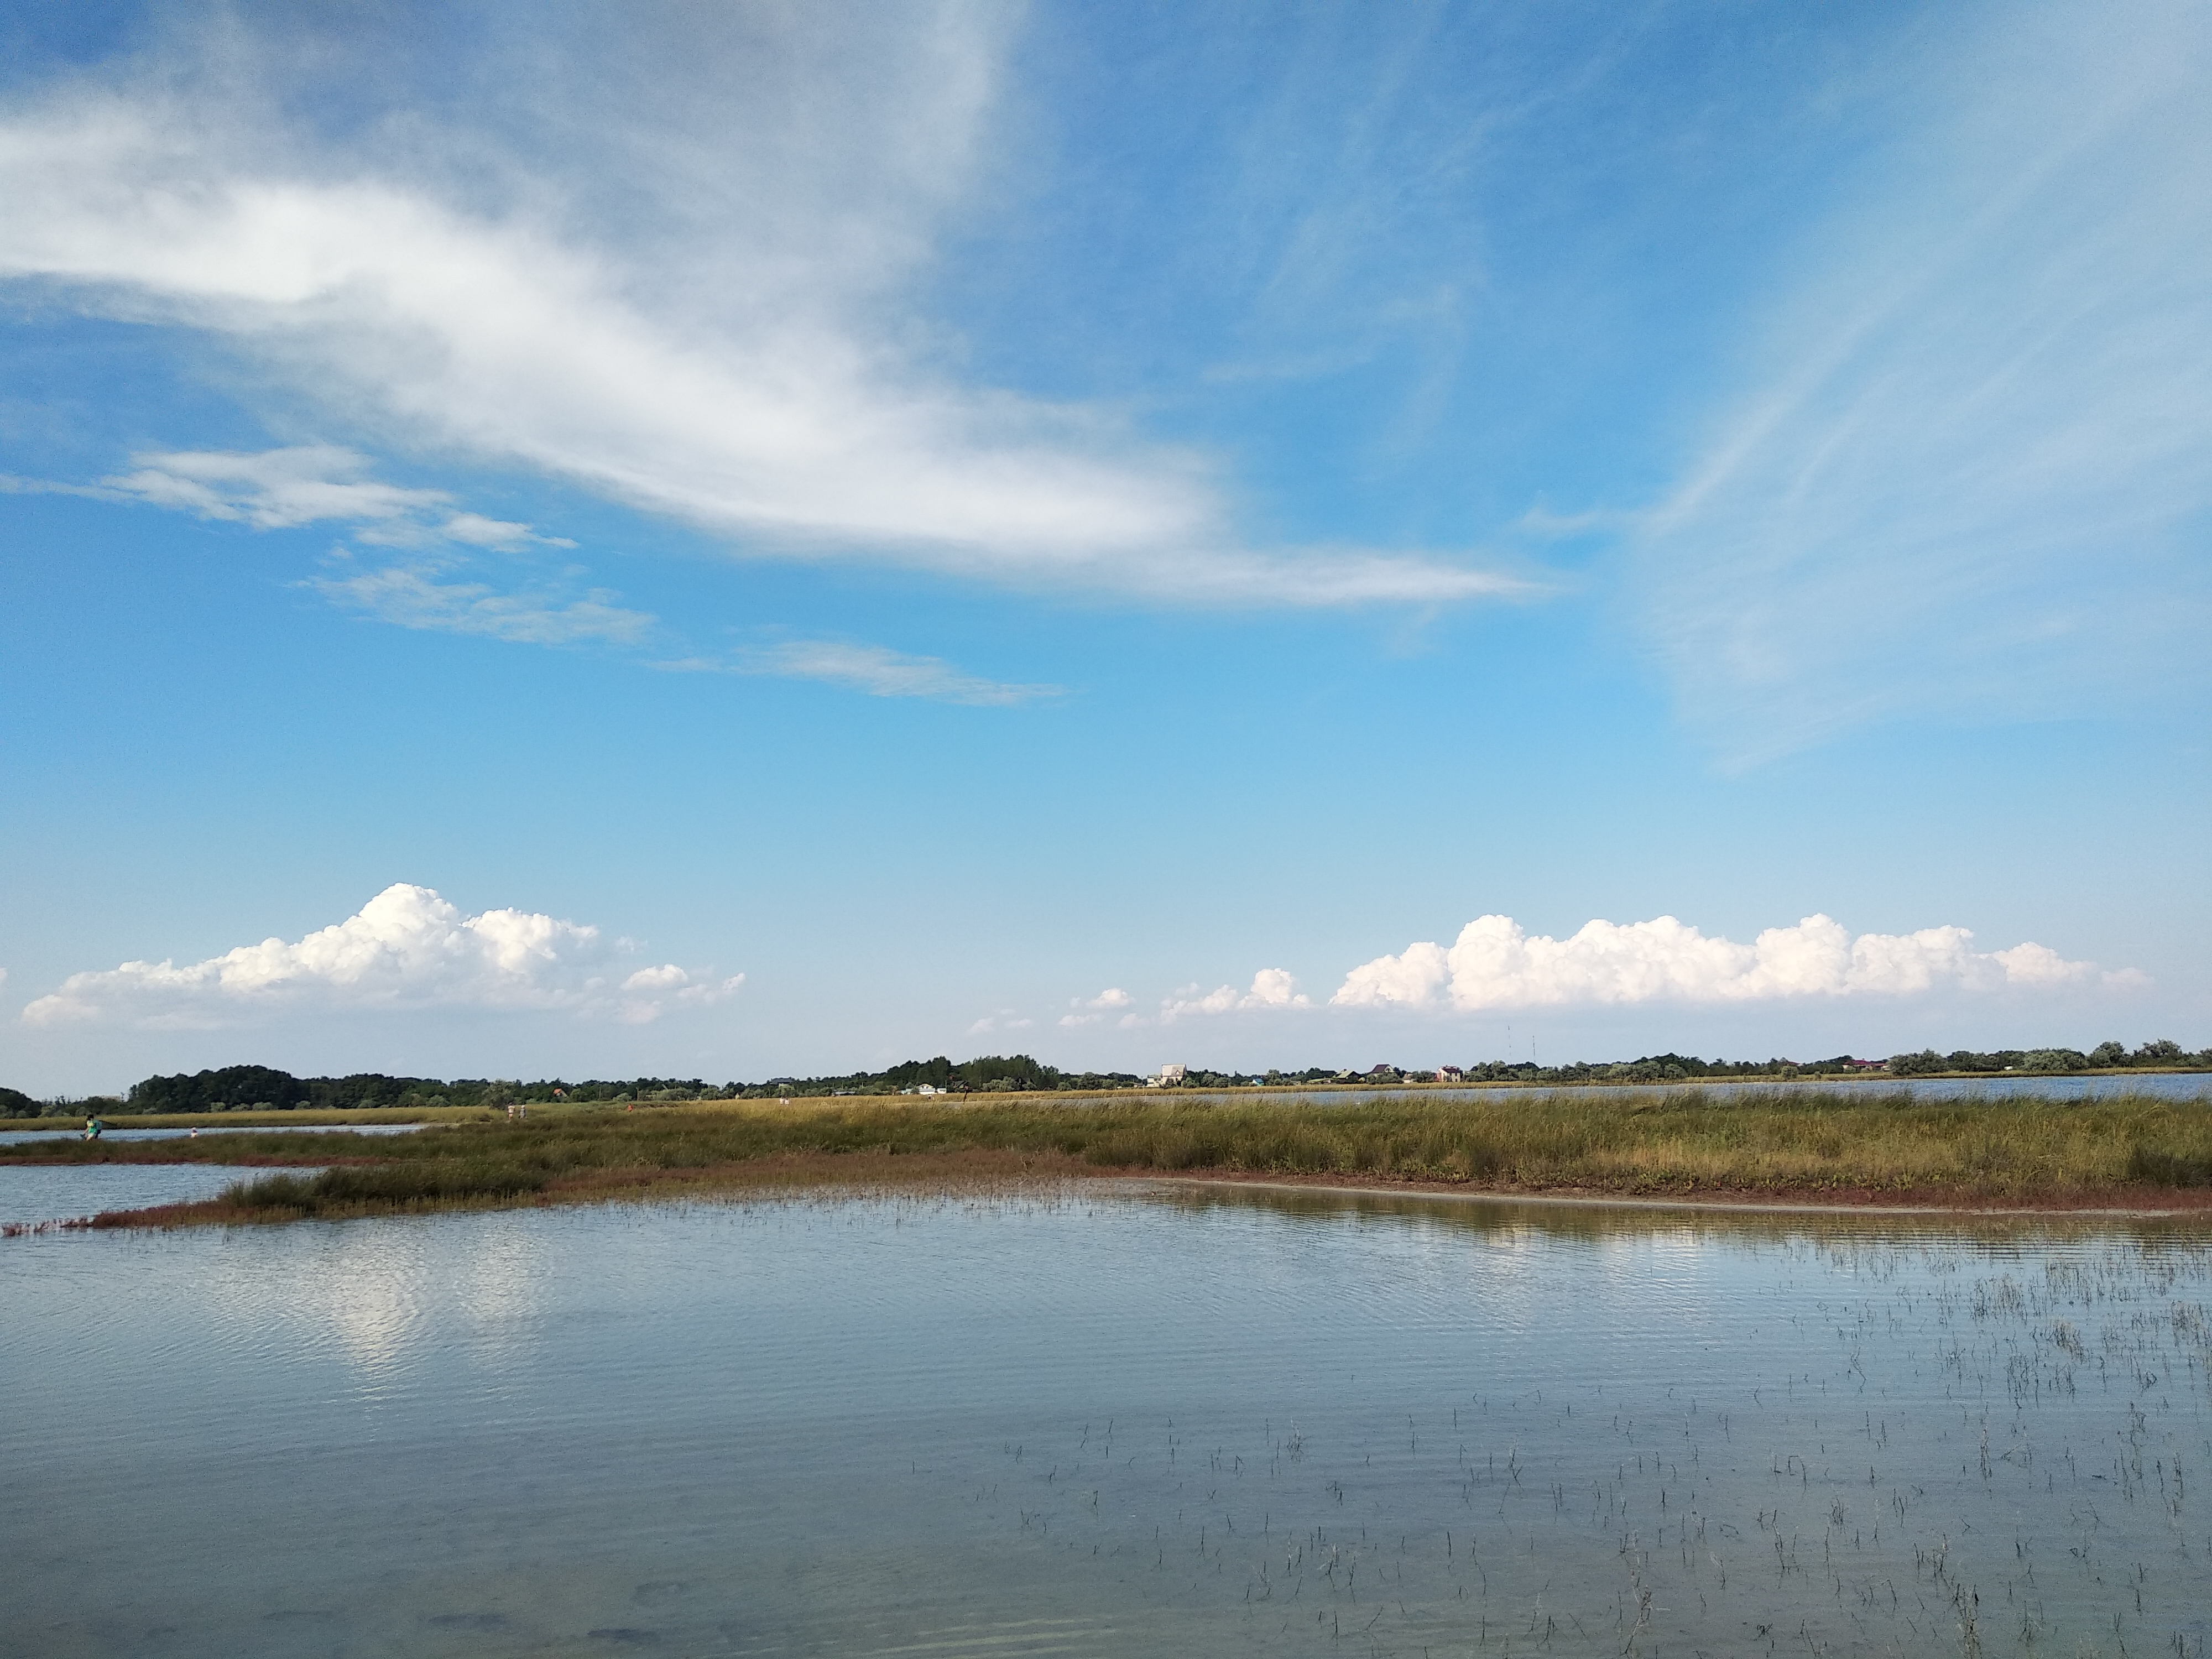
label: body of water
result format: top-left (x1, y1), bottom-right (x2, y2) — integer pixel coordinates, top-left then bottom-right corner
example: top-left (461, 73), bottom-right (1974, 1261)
top-left (0, 1162), bottom-right (322, 1230)
top-left (0, 1122), bottom-right (428, 1146)
top-left (1158, 1073), bottom-right (2212, 1107)
top-left (3, 1183), bottom-right (2207, 1657)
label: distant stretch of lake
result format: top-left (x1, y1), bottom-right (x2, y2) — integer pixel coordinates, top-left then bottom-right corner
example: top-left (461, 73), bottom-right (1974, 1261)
top-left (1193, 1073), bottom-right (2212, 1106)
top-left (5, 1182), bottom-right (2207, 1657)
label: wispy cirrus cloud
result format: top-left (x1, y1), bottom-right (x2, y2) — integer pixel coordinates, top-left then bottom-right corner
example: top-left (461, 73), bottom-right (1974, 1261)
top-left (711, 641), bottom-right (1060, 707)
top-left (103, 444), bottom-right (575, 550)
top-left (1630, 0), bottom-right (2212, 759)
top-left (111, 444), bottom-right (447, 529)
top-left (87, 443), bottom-right (649, 646)
top-left (22, 883), bottom-right (741, 1030)
top-left (102, 444), bottom-right (1049, 696)
top-left (0, 9), bottom-right (1526, 609)
top-left (95, 444), bottom-right (1041, 690)
top-left (310, 564), bottom-right (655, 648)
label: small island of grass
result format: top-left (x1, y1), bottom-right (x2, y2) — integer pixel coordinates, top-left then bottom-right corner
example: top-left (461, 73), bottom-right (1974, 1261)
top-left (6, 1085), bottom-right (2210, 1229)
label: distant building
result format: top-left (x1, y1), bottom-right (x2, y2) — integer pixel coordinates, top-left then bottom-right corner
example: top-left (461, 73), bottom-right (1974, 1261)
top-left (1841, 1057), bottom-right (1888, 1072)
top-left (1436, 1067), bottom-right (1464, 1082)
top-left (1151, 1063), bottom-right (1187, 1087)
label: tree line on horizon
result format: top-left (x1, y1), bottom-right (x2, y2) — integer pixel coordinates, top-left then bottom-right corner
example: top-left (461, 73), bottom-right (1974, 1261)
top-left (2, 1039), bottom-right (2206, 1118)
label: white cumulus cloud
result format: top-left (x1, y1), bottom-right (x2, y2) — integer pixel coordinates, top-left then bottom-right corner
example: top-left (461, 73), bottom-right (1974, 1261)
top-left (1058, 986), bottom-right (1134, 1027)
top-left (1162, 969), bottom-right (1312, 1021)
top-left (22, 883), bottom-right (738, 1029)
top-left (615, 964), bottom-right (745, 1025)
top-left (1332, 914), bottom-right (2123, 1011)
top-left (1053, 995), bottom-right (1133, 1035)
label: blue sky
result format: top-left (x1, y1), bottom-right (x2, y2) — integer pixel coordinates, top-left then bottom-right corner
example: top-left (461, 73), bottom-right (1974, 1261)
top-left (2, 1), bottom-right (2206, 1094)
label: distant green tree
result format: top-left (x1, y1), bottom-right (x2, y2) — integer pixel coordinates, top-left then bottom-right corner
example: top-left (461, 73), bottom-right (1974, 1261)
top-left (0, 1085), bottom-right (40, 1118)
top-left (956, 1054), bottom-right (1060, 1091)
top-left (128, 1065), bottom-right (309, 1113)
top-left (1944, 1050), bottom-right (2006, 1073)
top-left (881, 1056), bottom-right (958, 1090)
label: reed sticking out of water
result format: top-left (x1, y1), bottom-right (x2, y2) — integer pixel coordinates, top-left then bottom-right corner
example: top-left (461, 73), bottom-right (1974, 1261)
top-left (18, 1085), bottom-right (2209, 1225)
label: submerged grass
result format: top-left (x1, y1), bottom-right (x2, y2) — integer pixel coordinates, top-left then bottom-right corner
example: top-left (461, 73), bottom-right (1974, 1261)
top-left (15, 1087), bottom-right (2209, 1225)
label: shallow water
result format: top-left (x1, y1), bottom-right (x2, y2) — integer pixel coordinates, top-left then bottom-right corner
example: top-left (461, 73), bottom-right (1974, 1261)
top-left (1171, 1073), bottom-right (2212, 1107)
top-left (0, 1162), bottom-right (316, 1229)
top-left (0, 1122), bottom-right (427, 1146)
top-left (3, 1183), bottom-right (2207, 1657)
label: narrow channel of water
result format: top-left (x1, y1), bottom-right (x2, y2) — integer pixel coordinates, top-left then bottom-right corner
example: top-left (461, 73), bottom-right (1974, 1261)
top-left (1151, 1073), bottom-right (2212, 1107)
top-left (0, 1122), bottom-right (427, 1146)
top-left (3, 1183), bottom-right (2205, 1657)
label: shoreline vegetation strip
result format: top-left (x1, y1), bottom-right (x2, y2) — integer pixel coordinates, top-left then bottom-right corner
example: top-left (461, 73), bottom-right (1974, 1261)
top-left (6, 1087), bottom-right (2211, 1228)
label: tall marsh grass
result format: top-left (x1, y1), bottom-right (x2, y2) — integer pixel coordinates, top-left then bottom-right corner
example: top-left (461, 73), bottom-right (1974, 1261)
top-left (23, 1087), bottom-right (2208, 1223)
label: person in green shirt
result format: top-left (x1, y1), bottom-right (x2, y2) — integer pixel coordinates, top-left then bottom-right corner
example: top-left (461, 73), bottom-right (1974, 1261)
top-left (83, 1115), bottom-right (103, 1140)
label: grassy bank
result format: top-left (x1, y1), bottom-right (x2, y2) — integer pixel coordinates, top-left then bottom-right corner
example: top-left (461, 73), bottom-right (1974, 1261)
top-left (8, 1088), bottom-right (2209, 1226)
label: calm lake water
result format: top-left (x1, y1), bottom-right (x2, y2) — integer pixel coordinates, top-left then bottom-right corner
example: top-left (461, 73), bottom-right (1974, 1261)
top-left (1176, 1074), bottom-right (2212, 1107)
top-left (0, 1122), bottom-right (427, 1146)
top-left (4, 1183), bottom-right (2208, 1658)
top-left (0, 1162), bottom-right (322, 1229)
